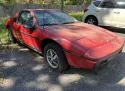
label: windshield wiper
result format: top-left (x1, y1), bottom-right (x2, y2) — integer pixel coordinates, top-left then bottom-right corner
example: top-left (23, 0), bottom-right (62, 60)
top-left (62, 22), bottom-right (75, 24)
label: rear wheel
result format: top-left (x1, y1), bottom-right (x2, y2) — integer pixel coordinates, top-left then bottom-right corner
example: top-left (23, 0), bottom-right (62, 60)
top-left (85, 16), bottom-right (98, 26)
top-left (7, 28), bottom-right (17, 43)
top-left (44, 43), bottom-right (69, 72)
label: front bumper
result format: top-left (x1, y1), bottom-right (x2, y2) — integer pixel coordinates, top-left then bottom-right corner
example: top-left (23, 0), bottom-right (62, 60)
top-left (93, 47), bottom-right (123, 71)
top-left (64, 37), bottom-right (124, 69)
top-left (64, 42), bottom-right (124, 69)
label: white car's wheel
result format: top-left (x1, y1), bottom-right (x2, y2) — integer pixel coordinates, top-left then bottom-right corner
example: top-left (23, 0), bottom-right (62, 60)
top-left (85, 16), bottom-right (98, 26)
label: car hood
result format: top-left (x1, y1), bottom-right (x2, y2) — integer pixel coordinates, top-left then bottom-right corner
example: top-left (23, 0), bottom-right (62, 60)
top-left (45, 22), bottom-right (117, 47)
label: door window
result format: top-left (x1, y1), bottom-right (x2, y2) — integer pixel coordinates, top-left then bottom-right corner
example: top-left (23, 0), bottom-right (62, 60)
top-left (100, 0), bottom-right (116, 8)
top-left (24, 14), bottom-right (35, 27)
top-left (16, 11), bottom-right (33, 25)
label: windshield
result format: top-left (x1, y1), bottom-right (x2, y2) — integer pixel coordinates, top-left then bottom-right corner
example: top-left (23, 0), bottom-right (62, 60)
top-left (34, 10), bottom-right (78, 26)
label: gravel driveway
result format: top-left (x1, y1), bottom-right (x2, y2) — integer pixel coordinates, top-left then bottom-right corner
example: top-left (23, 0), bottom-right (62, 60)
top-left (1, 27), bottom-right (125, 91)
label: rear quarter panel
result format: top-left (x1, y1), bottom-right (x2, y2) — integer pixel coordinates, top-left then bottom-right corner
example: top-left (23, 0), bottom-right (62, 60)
top-left (83, 3), bottom-right (100, 24)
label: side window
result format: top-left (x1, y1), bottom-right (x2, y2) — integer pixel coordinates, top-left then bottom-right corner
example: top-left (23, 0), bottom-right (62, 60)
top-left (24, 13), bottom-right (35, 27)
top-left (93, 1), bottom-right (101, 7)
top-left (100, 1), bottom-right (115, 8)
top-left (117, 2), bottom-right (125, 9)
top-left (16, 11), bottom-right (34, 25)
top-left (16, 12), bottom-right (27, 24)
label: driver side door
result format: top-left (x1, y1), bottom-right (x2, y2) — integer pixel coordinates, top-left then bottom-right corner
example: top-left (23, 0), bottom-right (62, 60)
top-left (20, 11), bottom-right (42, 51)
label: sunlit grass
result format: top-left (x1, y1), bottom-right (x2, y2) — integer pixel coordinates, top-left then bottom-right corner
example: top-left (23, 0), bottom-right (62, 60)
top-left (0, 17), bottom-right (10, 44)
top-left (69, 12), bottom-right (84, 21)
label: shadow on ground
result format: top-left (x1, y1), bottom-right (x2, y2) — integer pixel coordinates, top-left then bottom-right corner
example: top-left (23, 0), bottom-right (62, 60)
top-left (0, 44), bottom-right (125, 91)
top-left (102, 26), bottom-right (125, 34)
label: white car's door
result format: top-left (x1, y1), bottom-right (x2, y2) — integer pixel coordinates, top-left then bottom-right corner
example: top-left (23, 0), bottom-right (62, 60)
top-left (97, 7), bottom-right (114, 26)
top-left (98, 0), bottom-right (115, 26)
top-left (112, 1), bottom-right (125, 28)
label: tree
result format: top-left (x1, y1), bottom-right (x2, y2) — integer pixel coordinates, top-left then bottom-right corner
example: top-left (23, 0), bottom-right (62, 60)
top-left (0, 0), bottom-right (91, 5)
top-left (61, 0), bottom-right (64, 11)
top-left (0, 0), bottom-right (16, 4)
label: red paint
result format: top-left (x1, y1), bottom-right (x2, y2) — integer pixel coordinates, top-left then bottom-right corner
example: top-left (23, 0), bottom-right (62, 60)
top-left (6, 9), bottom-right (124, 69)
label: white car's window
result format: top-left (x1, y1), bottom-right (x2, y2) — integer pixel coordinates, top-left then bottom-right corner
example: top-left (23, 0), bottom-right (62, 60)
top-left (116, 2), bottom-right (125, 9)
top-left (93, 1), bottom-right (101, 7)
top-left (100, 0), bottom-right (116, 8)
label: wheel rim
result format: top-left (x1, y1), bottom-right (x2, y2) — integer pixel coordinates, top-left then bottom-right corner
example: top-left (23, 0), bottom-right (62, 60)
top-left (46, 49), bottom-right (59, 68)
top-left (87, 18), bottom-right (95, 24)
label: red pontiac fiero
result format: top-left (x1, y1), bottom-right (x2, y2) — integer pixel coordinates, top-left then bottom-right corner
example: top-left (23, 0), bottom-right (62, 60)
top-left (6, 9), bottom-right (124, 72)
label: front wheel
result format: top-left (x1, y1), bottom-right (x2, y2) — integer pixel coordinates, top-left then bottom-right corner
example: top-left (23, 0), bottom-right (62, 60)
top-left (85, 16), bottom-right (98, 26)
top-left (44, 43), bottom-right (69, 72)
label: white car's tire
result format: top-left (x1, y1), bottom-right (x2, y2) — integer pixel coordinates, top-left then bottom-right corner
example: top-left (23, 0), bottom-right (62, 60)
top-left (85, 16), bottom-right (98, 26)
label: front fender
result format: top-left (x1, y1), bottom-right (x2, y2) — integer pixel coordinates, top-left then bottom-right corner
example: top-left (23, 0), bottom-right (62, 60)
top-left (52, 38), bottom-right (86, 56)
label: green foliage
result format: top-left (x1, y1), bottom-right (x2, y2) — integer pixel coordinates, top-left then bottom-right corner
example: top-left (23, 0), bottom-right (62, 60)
top-left (0, 0), bottom-right (60, 4)
top-left (0, 0), bottom-right (16, 4)
top-left (0, 0), bottom-right (91, 5)
top-left (64, 0), bottom-right (92, 5)
top-left (0, 18), bottom-right (8, 44)
top-left (69, 12), bottom-right (83, 21)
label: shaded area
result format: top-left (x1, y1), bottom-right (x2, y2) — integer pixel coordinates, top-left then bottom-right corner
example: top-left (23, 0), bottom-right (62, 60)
top-left (102, 26), bottom-right (125, 34)
top-left (0, 42), bottom-right (125, 91)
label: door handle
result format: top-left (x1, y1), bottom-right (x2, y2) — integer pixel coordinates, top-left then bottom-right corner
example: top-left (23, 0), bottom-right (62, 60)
top-left (96, 10), bottom-right (99, 12)
top-left (117, 12), bottom-right (120, 14)
top-left (114, 12), bottom-right (120, 14)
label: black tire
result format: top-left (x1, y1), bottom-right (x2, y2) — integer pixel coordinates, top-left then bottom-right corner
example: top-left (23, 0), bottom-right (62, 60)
top-left (85, 16), bottom-right (98, 26)
top-left (7, 28), bottom-right (17, 43)
top-left (44, 43), bottom-right (69, 72)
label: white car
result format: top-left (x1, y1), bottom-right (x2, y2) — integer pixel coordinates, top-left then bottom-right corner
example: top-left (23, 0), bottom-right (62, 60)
top-left (83, 0), bottom-right (125, 28)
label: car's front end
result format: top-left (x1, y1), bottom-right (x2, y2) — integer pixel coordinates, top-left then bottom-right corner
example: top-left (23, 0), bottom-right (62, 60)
top-left (92, 37), bottom-right (124, 71)
top-left (56, 22), bottom-right (125, 71)
top-left (64, 35), bottom-right (124, 70)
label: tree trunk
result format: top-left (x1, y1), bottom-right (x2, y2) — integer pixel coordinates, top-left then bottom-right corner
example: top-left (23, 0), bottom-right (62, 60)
top-left (61, 0), bottom-right (64, 11)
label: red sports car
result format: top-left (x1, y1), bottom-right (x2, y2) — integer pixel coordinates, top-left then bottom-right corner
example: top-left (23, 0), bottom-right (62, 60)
top-left (6, 9), bottom-right (124, 72)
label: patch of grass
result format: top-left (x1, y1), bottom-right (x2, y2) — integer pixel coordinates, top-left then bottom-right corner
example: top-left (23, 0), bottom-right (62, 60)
top-left (69, 12), bottom-right (84, 21)
top-left (0, 17), bottom-right (9, 44)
